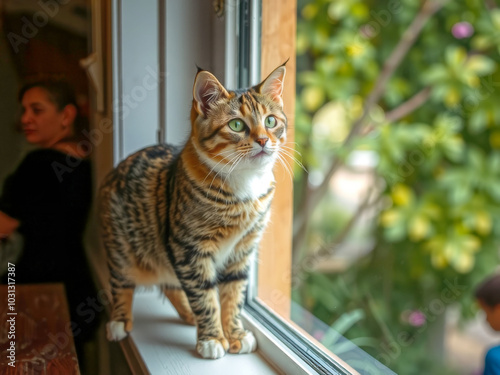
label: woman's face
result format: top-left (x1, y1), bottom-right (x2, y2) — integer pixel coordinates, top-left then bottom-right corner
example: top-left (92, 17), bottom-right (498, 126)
top-left (20, 87), bottom-right (71, 147)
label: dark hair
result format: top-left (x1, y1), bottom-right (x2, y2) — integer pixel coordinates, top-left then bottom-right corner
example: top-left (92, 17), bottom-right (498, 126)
top-left (475, 274), bottom-right (500, 307)
top-left (18, 79), bottom-right (88, 142)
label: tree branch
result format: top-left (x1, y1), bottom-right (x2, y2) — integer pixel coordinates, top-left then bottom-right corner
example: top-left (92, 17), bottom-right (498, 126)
top-left (293, 0), bottom-right (448, 254)
top-left (385, 86), bottom-right (433, 122)
top-left (313, 188), bottom-right (381, 261)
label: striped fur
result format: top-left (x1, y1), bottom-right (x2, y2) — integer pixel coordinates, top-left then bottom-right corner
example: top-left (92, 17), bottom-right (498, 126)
top-left (100, 64), bottom-right (287, 359)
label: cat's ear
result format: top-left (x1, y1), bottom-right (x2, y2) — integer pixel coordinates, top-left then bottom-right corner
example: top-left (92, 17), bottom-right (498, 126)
top-left (255, 62), bottom-right (286, 106)
top-left (193, 69), bottom-right (229, 117)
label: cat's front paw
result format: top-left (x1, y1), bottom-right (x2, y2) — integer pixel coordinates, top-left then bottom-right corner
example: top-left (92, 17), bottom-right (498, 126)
top-left (228, 330), bottom-right (257, 354)
top-left (196, 337), bottom-right (229, 359)
top-left (106, 320), bottom-right (132, 341)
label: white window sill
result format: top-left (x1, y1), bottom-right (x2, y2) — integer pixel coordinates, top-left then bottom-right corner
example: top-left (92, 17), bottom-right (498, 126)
top-left (119, 289), bottom-right (282, 375)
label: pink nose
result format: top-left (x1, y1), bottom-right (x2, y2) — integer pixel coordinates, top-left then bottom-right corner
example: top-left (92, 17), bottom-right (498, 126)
top-left (256, 138), bottom-right (268, 147)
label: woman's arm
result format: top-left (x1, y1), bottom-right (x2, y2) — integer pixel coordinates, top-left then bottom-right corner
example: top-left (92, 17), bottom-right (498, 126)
top-left (0, 211), bottom-right (20, 238)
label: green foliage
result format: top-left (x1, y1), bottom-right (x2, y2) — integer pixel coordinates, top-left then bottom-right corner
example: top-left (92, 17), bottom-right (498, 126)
top-left (294, 0), bottom-right (500, 373)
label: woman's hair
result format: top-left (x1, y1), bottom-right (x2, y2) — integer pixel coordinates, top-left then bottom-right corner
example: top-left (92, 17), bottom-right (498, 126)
top-left (475, 274), bottom-right (500, 307)
top-left (18, 79), bottom-right (89, 143)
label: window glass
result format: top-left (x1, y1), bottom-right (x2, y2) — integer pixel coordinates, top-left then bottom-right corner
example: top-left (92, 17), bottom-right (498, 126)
top-left (255, 0), bottom-right (500, 374)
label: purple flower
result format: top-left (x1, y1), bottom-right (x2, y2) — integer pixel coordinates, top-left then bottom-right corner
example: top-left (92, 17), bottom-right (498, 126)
top-left (452, 22), bottom-right (474, 39)
top-left (408, 310), bottom-right (426, 327)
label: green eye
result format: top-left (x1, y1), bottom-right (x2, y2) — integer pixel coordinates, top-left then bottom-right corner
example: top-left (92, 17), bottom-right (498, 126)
top-left (228, 119), bottom-right (245, 132)
top-left (265, 115), bottom-right (277, 128)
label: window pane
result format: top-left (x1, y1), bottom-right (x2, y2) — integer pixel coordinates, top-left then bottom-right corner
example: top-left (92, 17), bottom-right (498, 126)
top-left (255, 0), bottom-right (500, 374)
top-left (290, 0), bottom-right (500, 374)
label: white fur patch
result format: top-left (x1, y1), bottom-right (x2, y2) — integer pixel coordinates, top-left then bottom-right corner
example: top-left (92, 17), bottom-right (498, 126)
top-left (196, 339), bottom-right (226, 359)
top-left (227, 169), bottom-right (274, 201)
top-left (107, 321), bottom-right (128, 341)
top-left (238, 331), bottom-right (257, 354)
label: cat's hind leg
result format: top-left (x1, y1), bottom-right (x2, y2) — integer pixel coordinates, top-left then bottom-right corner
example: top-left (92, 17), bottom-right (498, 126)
top-left (163, 287), bottom-right (196, 326)
top-left (106, 276), bottom-right (135, 341)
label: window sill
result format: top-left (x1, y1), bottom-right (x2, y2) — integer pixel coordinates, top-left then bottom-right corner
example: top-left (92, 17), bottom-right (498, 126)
top-left (119, 289), bottom-right (282, 375)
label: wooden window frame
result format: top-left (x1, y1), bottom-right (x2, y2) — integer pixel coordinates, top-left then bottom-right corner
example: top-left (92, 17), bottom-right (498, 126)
top-left (257, 0), bottom-right (296, 319)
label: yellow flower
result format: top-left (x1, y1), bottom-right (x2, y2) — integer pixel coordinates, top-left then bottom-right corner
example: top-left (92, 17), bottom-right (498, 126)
top-left (490, 131), bottom-right (500, 149)
top-left (346, 42), bottom-right (364, 57)
top-left (431, 253), bottom-right (448, 269)
top-left (391, 184), bottom-right (413, 206)
top-left (301, 86), bottom-right (325, 112)
top-left (380, 209), bottom-right (400, 227)
top-left (408, 215), bottom-right (430, 242)
top-left (475, 211), bottom-right (492, 236)
top-left (444, 88), bottom-right (460, 107)
top-left (453, 252), bottom-right (474, 273)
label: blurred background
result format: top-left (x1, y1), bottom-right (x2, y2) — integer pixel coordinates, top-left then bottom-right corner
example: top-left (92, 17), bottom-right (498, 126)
top-left (292, 0), bottom-right (500, 374)
top-left (0, 0), bottom-right (91, 188)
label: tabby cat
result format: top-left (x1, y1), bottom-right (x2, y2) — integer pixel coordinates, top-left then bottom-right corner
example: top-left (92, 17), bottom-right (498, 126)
top-left (99, 63), bottom-right (287, 359)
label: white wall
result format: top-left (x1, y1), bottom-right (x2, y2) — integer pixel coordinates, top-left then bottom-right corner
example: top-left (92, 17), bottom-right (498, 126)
top-left (113, 0), bottom-right (225, 162)
top-left (112, 0), bottom-right (160, 161)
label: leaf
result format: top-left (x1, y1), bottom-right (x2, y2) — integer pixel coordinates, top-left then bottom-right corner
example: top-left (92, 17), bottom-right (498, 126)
top-left (384, 220), bottom-right (407, 242)
top-left (451, 183), bottom-right (472, 205)
top-left (322, 309), bottom-right (365, 347)
top-left (469, 110), bottom-right (487, 133)
top-left (467, 55), bottom-right (497, 76)
top-left (445, 46), bottom-right (467, 68)
top-left (328, 337), bottom-right (379, 355)
top-left (442, 136), bottom-right (465, 162)
top-left (422, 65), bottom-right (449, 85)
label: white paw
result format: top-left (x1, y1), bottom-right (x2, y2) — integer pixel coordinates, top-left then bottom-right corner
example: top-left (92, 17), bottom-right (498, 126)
top-left (107, 321), bottom-right (128, 341)
top-left (239, 331), bottom-right (257, 354)
top-left (196, 339), bottom-right (226, 359)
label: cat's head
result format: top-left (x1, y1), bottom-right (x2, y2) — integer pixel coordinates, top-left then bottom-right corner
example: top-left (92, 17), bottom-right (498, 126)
top-left (190, 63), bottom-right (287, 175)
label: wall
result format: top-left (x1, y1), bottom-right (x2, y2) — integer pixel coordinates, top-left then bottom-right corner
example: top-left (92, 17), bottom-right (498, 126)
top-left (111, 0), bottom-right (225, 163)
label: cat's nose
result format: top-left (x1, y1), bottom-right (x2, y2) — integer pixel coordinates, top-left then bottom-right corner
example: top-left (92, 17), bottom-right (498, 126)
top-left (256, 137), bottom-right (269, 147)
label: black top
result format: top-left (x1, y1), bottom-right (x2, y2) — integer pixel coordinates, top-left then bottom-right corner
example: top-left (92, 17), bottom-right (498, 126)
top-left (0, 149), bottom-right (99, 342)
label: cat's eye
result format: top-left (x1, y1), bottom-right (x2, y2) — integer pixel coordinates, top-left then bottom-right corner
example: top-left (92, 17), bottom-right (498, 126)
top-left (228, 119), bottom-right (245, 132)
top-left (265, 115), bottom-right (277, 128)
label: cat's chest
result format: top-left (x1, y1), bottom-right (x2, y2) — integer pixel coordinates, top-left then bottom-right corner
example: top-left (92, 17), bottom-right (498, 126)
top-left (226, 169), bottom-right (275, 201)
top-left (212, 195), bottom-right (273, 270)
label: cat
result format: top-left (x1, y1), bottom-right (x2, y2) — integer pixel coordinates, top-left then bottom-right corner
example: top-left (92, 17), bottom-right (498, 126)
top-left (99, 62), bottom-right (287, 359)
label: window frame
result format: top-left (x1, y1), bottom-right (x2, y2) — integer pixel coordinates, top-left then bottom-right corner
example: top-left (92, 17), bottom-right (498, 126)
top-left (92, 0), bottom-right (382, 373)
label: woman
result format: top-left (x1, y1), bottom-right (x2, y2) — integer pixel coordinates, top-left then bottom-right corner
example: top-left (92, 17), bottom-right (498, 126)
top-left (0, 80), bottom-right (99, 366)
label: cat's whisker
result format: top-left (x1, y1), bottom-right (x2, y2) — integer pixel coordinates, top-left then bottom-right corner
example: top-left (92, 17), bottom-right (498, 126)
top-left (216, 153), bottom-right (246, 203)
top-left (276, 153), bottom-right (294, 184)
top-left (207, 151), bottom-right (242, 196)
top-left (220, 152), bottom-right (246, 190)
top-left (281, 144), bottom-right (305, 158)
top-left (203, 148), bottom-right (242, 188)
top-left (276, 148), bottom-right (308, 173)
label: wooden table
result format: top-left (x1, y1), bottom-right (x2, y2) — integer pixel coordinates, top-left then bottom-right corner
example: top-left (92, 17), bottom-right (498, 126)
top-left (0, 283), bottom-right (80, 375)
